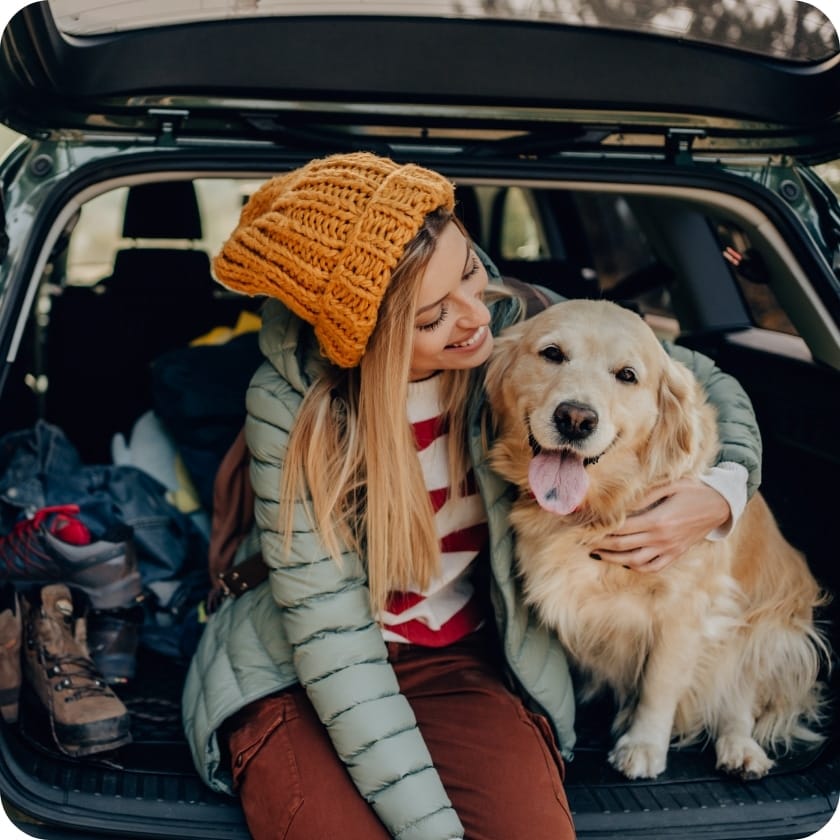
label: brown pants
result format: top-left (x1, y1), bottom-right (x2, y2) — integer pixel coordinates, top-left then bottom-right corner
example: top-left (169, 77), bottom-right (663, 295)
top-left (225, 631), bottom-right (575, 840)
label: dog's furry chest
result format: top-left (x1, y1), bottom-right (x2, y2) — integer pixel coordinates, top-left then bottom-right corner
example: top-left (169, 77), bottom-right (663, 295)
top-left (511, 507), bottom-right (741, 695)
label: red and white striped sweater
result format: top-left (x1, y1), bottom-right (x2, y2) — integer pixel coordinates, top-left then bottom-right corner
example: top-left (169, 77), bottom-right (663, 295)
top-left (379, 375), bottom-right (488, 647)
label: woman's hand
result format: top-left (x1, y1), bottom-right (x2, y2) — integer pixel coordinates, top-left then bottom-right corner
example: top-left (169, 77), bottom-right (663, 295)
top-left (590, 477), bottom-right (731, 573)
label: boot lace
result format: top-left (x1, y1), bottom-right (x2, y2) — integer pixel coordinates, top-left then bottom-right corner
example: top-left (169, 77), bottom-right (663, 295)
top-left (0, 505), bottom-right (81, 577)
top-left (45, 653), bottom-right (111, 701)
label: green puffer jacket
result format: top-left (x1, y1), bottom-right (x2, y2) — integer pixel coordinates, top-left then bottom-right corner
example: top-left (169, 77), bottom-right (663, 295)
top-left (182, 289), bottom-right (762, 840)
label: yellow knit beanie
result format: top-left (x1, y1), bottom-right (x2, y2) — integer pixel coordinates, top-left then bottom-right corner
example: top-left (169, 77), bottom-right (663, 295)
top-left (213, 152), bottom-right (455, 368)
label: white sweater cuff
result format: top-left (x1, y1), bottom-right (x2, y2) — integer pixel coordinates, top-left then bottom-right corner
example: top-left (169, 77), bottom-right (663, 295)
top-left (699, 461), bottom-right (749, 541)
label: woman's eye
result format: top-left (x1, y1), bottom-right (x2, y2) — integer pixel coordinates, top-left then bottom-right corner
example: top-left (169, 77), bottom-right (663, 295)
top-left (463, 254), bottom-right (480, 280)
top-left (417, 303), bottom-right (449, 332)
top-left (616, 367), bottom-right (638, 383)
top-left (539, 345), bottom-right (567, 363)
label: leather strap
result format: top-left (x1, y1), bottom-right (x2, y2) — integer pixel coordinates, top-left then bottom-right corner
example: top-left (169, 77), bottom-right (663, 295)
top-left (217, 552), bottom-right (269, 598)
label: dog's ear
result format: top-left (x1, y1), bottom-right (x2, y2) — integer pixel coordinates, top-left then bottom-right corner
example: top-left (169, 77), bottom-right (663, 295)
top-left (643, 358), bottom-right (701, 477)
top-left (484, 327), bottom-right (524, 413)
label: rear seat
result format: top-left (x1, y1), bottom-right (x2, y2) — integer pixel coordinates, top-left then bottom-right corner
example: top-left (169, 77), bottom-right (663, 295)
top-left (45, 181), bottom-right (241, 463)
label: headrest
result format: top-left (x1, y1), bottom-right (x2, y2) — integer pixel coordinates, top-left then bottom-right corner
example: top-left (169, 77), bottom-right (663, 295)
top-left (122, 181), bottom-right (203, 240)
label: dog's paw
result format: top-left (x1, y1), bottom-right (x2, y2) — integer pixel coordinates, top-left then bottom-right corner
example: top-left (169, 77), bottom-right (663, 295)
top-left (608, 735), bottom-right (668, 779)
top-left (715, 735), bottom-right (774, 780)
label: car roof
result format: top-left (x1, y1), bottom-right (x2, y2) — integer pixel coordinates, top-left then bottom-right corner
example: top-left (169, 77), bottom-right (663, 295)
top-left (2, 1), bottom-right (840, 159)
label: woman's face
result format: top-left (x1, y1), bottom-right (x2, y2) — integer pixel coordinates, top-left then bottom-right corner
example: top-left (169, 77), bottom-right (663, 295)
top-left (409, 221), bottom-right (493, 381)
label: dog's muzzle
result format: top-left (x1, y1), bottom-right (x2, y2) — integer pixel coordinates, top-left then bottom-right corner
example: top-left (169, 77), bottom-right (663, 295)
top-left (553, 401), bottom-right (598, 442)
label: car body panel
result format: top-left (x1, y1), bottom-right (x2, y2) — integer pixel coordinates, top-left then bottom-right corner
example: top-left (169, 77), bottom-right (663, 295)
top-left (2, 2), bottom-right (840, 157)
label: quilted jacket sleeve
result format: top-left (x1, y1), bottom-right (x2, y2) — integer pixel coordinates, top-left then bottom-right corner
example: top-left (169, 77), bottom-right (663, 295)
top-left (245, 362), bottom-right (464, 840)
top-left (662, 341), bottom-right (762, 497)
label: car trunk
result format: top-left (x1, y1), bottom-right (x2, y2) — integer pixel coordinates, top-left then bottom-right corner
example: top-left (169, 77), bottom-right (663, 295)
top-left (0, 2), bottom-right (838, 837)
top-left (0, 147), bottom-right (836, 840)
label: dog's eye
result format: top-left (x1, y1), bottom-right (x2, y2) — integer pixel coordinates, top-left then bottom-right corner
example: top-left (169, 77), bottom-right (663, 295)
top-left (615, 367), bottom-right (638, 384)
top-left (539, 345), bottom-right (567, 364)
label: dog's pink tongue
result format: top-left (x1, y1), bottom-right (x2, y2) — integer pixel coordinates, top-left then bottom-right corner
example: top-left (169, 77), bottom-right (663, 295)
top-left (528, 450), bottom-right (589, 514)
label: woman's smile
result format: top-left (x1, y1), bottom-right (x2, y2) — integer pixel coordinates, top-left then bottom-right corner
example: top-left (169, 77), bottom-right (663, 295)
top-left (447, 324), bottom-right (488, 350)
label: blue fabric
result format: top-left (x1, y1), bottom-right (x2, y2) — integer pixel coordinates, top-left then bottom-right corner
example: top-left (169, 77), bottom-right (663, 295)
top-left (112, 410), bottom-right (212, 540)
top-left (0, 419), bottom-right (204, 586)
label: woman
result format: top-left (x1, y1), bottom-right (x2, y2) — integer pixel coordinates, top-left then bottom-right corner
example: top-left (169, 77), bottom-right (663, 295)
top-left (182, 152), bottom-right (760, 839)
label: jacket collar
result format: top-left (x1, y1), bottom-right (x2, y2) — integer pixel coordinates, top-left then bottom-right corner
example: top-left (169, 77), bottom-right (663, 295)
top-left (257, 297), bottom-right (327, 395)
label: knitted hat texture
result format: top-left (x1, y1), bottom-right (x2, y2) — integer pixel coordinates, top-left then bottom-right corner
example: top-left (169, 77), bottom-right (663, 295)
top-left (213, 152), bottom-right (455, 367)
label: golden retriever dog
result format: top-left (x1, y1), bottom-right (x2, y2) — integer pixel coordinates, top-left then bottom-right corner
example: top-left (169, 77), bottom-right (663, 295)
top-left (485, 298), bottom-right (829, 780)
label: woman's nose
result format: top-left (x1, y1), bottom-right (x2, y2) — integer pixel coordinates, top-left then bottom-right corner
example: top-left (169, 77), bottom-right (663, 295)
top-left (456, 291), bottom-right (490, 327)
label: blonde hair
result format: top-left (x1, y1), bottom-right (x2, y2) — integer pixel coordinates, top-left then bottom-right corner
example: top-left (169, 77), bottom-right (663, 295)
top-left (280, 208), bottom-right (477, 614)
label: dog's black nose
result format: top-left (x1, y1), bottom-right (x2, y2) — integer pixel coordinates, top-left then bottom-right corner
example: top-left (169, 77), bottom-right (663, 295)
top-left (554, 401), bottom-right (598, 440)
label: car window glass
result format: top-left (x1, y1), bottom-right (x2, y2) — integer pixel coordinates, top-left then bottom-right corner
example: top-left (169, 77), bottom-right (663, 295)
top-left (64, 179), bottom-right (259, 287)
top-left (66, 188), bottom-right (126, 286)
top-left (574, 194), bottom-right (653, 290)
top-left (716, 222), bottom-right (799, 336)
top-left (60, 179), bottom-right (797, 344)
top-left (497, 187), bottom-right (548, 261)
top-left (573, 192), bottom-right (679, 339)
top-left (196, 178), bottom-right (265, 259)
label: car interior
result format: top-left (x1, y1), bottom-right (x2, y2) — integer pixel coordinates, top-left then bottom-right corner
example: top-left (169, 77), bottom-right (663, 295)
top-left (0, 165), bottom-right (838, 838)
top-left (43, 181), bottom-right (252, 464)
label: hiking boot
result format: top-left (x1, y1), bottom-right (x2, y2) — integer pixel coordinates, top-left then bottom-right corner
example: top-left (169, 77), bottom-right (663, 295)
top-left (0, 583), bottom-right (21, 723)
top-left (86, 604), bottom-right (143, 685)
top-left (0, 505), bottom-right (142, 610)
top-left (22, 584), bottom-right (131, 756)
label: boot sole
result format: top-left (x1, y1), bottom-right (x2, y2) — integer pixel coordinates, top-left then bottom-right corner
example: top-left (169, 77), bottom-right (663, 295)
top-left (53, 714), bottom-right (132, 756)
top-left (0, 685), bottom-right (20, 724)
top-left (20, 685), bottom-right (132, 756)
